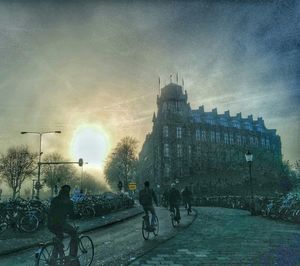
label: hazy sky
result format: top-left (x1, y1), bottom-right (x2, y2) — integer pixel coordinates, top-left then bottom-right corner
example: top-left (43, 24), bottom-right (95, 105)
top-left (0, 0), bottom-right (299, 169)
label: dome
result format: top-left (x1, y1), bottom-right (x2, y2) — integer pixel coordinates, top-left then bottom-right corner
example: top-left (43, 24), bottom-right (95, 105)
top-left (160, 83), bottom-right (184, 100)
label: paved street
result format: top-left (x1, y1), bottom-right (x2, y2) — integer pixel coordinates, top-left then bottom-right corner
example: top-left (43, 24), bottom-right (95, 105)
top-left (131, 207), bottom-right (300, 265)
top-left (0, 206), bottom-right (143, 256)
top-left (0, 207), bottom-right (195, 265)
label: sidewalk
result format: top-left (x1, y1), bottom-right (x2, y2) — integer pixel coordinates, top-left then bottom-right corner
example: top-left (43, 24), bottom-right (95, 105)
top-left (0, 206), bottom-right (143, 256)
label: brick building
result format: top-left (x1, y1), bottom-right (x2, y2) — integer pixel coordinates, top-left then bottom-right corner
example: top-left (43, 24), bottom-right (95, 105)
top-left (137, 83), bottom-right (282, 196)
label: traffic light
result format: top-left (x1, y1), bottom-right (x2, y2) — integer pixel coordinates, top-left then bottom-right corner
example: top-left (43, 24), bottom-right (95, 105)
top-left (78, 158), bottom-right (83, 167)
top-left (118, 181), bottom-right (123, 191)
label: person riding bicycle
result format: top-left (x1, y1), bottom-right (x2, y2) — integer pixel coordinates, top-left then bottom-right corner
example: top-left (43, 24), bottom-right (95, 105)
top-left (182, 186), bottom-right (192, 213)
top-left (139, 181), bottom-right (158, 231)
top-left (169, 183), bottom-right (181, 222)
top-left (47, 184), bottom-right (79, 266)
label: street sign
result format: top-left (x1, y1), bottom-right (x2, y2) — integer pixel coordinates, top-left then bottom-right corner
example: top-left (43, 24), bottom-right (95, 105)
top-left (128, 182), bottom-right (136, 190)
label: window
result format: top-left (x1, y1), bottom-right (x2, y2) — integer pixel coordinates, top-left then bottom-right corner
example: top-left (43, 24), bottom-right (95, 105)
top-left (220, 118), bottom-right (228, 127)
top-left (188, 145), bottom-right (192, 158)
top-left (197, 145), bottom-right (201, 155)
top-left (176, 127), bottom-right (182, 139)
top-left (164, 144), bottom-right (169, 157)
top-left (237, 135), bottom-right (241, 145)
top-left (164, 163), bottom-right (170, 177)
top-left (266, 139), bottom-right (270, 149)
top-left (224, 133), bottom-right (229, 144)
top-left (177, 144), bottom-right (182, 157)
top-left (163, 126), bottom-right (168, 138)
top-left (244, 122), bottom-right (253, 131)
top-left (196, 129), bottom-right (201, 141)
top-left (232, 120), bottom-right (240, 129)
top-left (249, 137), bottom-right (254, 145)
top-left (242, 136), bottom-right (247, 145)
top-left (229, 134), bottom-right (234, 145)
top-left (201, 130), bottom-right (206, 141)
top-left (216, 132), bottom-right (221, 143)
top-left (254, 137), bottom-right (258, 146)
top-left (210, 131), bottom-right (215, 142)
top-left (261, 138), bottom-right (265, 147)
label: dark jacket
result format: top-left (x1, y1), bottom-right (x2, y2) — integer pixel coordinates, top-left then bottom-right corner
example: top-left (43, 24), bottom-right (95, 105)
top-left (182, 188), bottom-right (192, 201)
top-left (169, 188), bottom-right (181, 205)
top-left (47, 194), bottom-right (75, 227)
top-left (139, 188), bottom-right (158, 206)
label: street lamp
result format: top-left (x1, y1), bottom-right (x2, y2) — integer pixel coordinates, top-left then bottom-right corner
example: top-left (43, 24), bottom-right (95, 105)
top-left (81, 162), bottom-right (88, 190)
top-left (245, 150), bottom-right (254, 215)
top-left (21, 131), bottom-right (61, 199)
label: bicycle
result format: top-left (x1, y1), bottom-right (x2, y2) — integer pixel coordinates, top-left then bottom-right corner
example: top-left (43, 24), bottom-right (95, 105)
top-left (142, 214), bottom-right (159, 240)
top-left (0, 206), bottom-right (39, 234)
top-left (170, 209), bottom-right (180, 228)
top-left (35, 225), bottom-right (94, 266)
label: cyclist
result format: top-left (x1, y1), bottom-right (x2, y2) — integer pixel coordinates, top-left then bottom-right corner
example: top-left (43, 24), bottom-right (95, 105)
top-left (47, 184), bottom-right (79, 266)
top-left (169, 183), bottom-right (181, 222)
top-left (139, 181), bottom-right (158, 231)
top-left (182, 186), bottom-right (192, 214)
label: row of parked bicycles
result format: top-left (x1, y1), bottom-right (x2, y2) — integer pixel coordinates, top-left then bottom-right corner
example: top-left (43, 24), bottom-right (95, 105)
top-left (0, 192), bottom-right (134, 235)
top-left (194, 193), bottom-right (300, 223)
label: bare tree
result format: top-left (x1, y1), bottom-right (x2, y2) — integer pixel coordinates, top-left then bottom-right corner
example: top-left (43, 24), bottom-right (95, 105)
top-left (0, 146), bottom-right (37, 199)
top-left (104, 136), bottom-right (138, 191)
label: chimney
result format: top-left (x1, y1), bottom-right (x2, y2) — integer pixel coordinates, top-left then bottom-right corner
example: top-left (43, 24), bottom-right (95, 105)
top-left (236, 112), bottom-right (242, 119)
top-left (212, 108), bottom-right (217, 114)
top-left (199, 105), bottom-right (204, 112)
top-left (224, 110), bottom-right (230, 117)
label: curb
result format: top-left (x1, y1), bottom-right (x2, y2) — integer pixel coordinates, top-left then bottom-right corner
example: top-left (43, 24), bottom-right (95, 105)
top-left (0, 207), bottom-right (143, 257)
top-left (127, 208), bottom-right (198, 265)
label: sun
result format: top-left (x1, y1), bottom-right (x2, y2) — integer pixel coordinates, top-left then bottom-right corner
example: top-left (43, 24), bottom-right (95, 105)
top-left (70, 124), bottom-right (110, 169)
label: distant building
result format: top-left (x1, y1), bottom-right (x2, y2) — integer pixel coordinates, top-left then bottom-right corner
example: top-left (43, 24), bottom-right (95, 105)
top-left (137, 83), bottom-right (282, 196)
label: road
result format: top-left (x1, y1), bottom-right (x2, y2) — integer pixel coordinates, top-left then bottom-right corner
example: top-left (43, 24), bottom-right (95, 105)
top-left (0, 207), bottom-right (195, 265)
top-left (131, 207), bottom-right (300, 265)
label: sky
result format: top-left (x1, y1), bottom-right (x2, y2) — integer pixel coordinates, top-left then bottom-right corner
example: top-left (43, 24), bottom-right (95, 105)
top-left (0, 0), bottom-right (299, 176)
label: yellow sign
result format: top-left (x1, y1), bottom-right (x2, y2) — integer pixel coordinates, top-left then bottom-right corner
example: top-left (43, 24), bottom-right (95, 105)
top-left (128, 182), bottom-right (137, 190)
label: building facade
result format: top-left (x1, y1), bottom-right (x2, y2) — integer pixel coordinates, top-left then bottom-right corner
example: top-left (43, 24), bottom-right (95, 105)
top-left (137, 83), bottom-right (282, 196)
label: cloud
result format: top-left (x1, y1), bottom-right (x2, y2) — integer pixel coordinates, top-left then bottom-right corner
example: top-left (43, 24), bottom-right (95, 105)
top-left (0, 1), bottom-right (299, 163)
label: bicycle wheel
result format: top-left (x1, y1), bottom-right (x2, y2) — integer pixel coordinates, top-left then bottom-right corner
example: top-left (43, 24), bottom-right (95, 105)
top-left (0, 216), bottom-right (8, 234)
top-left (84, 206), bottom-right (96, 218)
top-left (171, 212), bottom-right (177, 228)
top-left (36, 243), bottom-right (56, 266)
top-left (19, 213), bottom-right (39, 233)
top-left (142, 219), bottom-right (149, 240)
top-left (78, 235), bottom-right (94, 266)
top-left (152, 216), bottom-right (159, 236)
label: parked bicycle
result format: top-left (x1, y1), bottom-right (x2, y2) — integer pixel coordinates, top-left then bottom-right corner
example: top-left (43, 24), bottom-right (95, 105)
top-left (142, 215), bottom-right (159, 240)
top-left (0, 201), bottom-right (39, 233)
top-left (35, 225), bottom-right (94, 266)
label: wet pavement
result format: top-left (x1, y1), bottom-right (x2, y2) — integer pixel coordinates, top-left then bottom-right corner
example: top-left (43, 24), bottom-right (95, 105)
top-left (130, 207), bottom-right (300, 265)
top-left (0, 207), bottom-right (195, 265)
top-left (0, 206), bottom-right (143, 256)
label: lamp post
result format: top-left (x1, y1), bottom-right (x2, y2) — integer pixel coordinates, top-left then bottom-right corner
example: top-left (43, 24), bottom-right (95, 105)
top-left (21, 131), bottom-right (61, 199)
top-left (245, 150), bottom-right (254, 215)
top-left (80, 162), bottom-right (88, 190)
top-left (32, 179), bottom-right (36, 199)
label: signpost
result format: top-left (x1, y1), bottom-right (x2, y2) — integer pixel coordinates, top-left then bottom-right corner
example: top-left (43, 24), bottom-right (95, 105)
top-left (128, 182), bottom-right (137, 191)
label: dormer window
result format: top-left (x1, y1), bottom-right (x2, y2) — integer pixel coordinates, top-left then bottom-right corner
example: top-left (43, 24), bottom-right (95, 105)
top-left (163, 126), bottom-right (169, 138)
top-left (176, 127), bottom-right (182, 139)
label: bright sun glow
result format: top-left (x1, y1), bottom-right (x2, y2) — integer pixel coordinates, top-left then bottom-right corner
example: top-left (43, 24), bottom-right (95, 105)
top-left (71, 124), bottom-right (110, 169)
